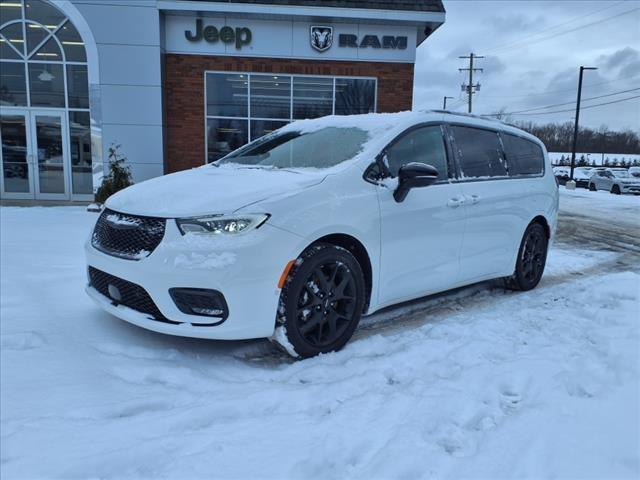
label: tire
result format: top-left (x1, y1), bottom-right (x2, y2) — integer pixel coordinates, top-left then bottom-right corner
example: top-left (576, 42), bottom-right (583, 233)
top-left (505, 223), bottom-right (549, 292)
top-left (611, 184), bottom-right (621, 195)
top-left (273, 243), bottom-right (365, 358)
top-left (589, 183), bottom-right (597, 191)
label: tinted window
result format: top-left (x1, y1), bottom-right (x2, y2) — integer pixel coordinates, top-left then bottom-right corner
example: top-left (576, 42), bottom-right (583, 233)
top-left (206, 73), bottom-right (248, 117)
top-left (451, 126), bottom-right (507, 178)
top-left (250, 75), bottom-right (291, 119)
top-left (292, 77), bottom-right (333, 119)
top-left (335, 78), bottom-right (376, 115)
top-left (207, 118), bottom-right (248, 163)
top-left (502, 133), bottom-right (544, 176)
top-left (385, 126), bottom-right (448, 181)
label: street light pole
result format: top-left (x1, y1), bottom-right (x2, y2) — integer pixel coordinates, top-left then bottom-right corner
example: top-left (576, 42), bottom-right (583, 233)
top-left (569, 66), bottom-right (597, 183)
top-left (443, 96), bottom-right (454, 109)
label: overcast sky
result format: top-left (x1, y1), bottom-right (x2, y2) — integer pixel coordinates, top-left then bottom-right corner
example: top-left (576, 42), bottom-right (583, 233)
top-left (413, 0), bottom-right (640, 131)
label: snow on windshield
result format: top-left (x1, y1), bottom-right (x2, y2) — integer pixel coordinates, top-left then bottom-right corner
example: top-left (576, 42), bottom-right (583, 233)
top-left (217, 111), bottom-right (430, 171)
top-left (220, 127), bottom-right (369, 169)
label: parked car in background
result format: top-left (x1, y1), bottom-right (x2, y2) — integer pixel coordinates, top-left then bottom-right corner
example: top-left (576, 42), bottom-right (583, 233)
top-left (589, 168), bottom-right (640, 195)
top-left (552, 166), bottom-right (570, 185)
top-left (573, 167), bottom-right (594, 188)
top-left (629, 166), bottom-right (640, 178)
top-left (85, 111), bottom-right (558, 358)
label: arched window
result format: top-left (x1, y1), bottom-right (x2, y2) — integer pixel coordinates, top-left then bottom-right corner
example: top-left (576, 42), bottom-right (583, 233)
top-left (1, 0), bottom-right (92, 198)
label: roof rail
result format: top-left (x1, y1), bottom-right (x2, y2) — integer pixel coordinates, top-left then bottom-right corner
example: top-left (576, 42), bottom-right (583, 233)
top-left (425, 109), bottom-right (505, 123)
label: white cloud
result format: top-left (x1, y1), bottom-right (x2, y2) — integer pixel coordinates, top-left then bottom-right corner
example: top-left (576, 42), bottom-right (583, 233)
top-left (413, 0), bottom-right (640, 131)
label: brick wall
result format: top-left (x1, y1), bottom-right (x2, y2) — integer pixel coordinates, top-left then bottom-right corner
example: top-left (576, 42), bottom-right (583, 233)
top-left (163, 54), bottom-right (415, 173)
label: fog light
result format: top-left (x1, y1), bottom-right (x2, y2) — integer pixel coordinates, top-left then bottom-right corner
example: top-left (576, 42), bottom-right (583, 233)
top-left (169, 288), bottom-right (228, 321)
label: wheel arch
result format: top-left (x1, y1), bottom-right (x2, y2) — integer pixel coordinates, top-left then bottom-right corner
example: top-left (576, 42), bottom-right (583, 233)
top-left (306, 233), bottom-right (373, 312)
top-left (530, 215), bottom-right (551, 239)
top-left (527, 215), bottom-right (551, 239)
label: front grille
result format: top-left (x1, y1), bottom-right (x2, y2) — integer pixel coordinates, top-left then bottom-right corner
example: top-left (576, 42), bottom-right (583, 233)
top-left (92, 209), bottom-right (166, 260)
top-left (88, 267), bottom-right (174, 323)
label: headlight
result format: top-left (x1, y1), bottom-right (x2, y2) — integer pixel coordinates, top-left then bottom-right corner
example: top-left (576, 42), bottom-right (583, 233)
top-left (176, 214), bottom-right (269, 235)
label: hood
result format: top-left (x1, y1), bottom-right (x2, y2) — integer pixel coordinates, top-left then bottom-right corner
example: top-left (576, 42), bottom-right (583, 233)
top-left (105, 164), bottom-right (327, 218)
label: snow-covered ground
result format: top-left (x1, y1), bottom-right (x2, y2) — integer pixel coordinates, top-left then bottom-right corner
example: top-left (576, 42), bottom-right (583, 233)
top-left (1, 190), bottom-right (639, 479)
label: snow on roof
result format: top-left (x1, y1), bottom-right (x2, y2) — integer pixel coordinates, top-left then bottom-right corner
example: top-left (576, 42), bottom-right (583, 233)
top-left (274, 110), bottom-right (536, 151)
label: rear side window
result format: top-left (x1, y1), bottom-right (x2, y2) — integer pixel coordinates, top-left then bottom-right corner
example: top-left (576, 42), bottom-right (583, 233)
top-left (385, 125), bottom-right (448, 181)
top-left (502, 133), bottom-right (544, 176)
top-left (451, 126), bottom-right (507, 178)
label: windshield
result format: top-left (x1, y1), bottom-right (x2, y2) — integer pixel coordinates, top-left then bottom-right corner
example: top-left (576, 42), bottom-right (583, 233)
top-left (218, 127), bottom-right (369, 169)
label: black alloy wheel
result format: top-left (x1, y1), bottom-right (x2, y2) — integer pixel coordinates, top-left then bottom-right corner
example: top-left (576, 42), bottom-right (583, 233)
top-left (505, 223), bottom-right (549, 291)
top-left (589, 183), bottom-right (597, 191)
top-left (275, 244), bottom-right (365, 358)
top-left (611, 184), bottom-right (621, 195)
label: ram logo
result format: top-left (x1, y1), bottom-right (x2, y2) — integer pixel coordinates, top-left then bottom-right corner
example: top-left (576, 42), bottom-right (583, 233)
top-left (310, 26), bottom-right (333, 52)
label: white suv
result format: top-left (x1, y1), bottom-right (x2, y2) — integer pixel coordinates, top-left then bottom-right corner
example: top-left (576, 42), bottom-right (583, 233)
top-left (85, 111), bottom-right (558, 358)
top-left (589, 168), bottom-right (640, 194)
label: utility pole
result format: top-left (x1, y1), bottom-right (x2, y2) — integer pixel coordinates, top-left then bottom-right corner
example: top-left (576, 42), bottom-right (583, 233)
top-left (443, 96), bottom-right (454, 109)
top-left (569, 65), bottom-right (598, 183)
top-left (459, 53), bottom-right (484, 113)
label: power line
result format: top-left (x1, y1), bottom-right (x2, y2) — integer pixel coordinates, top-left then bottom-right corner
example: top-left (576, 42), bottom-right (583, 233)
top-left (487, 6), bottom-right (639, 54)
top-left (490, 88), bottom-right (640, 115)
top-left (479, 74), bottom-right (640, 99)
top-left (482, 1), bottom-right (625, 54)
top-left (485, 95), bottom-right (640, 117)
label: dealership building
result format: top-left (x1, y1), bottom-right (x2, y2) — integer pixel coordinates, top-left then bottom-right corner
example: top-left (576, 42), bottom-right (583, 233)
top-left (0, 0), bottom-right (445, 201)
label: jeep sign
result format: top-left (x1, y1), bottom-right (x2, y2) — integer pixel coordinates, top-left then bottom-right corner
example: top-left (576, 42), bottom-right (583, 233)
top-left (165, 15), bottom-right (417, 62)
top-left (185, 19), bottom-right (252, 49)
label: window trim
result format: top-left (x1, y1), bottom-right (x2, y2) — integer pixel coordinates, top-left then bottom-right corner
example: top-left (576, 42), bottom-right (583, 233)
top-left (203, 70), bottom-right (378, 164)
top-left (374, 121), bottom-right (456, 185)
top-left (445, 122), bottom-right (546, 184)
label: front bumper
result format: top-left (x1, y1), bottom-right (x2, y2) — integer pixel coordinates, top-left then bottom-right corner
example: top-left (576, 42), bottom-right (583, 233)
top-left (85, 220), bottom-right (302, 340)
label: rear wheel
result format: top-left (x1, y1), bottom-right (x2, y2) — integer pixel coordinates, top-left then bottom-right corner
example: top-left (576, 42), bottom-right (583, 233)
top-left (505, 223), bottom-right (548, 292)
top-left (611, 184), bottom-right (621, 195)
top-left (273, 244), bottom-right (365, 358)
top-left (589, 182), bottom-right (597, 191)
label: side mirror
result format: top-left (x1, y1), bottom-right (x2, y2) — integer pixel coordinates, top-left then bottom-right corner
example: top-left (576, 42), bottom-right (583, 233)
top-left (393, 162), bottom-right (439, 202)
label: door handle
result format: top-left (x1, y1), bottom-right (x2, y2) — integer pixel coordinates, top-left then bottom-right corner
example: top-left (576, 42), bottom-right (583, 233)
top-left (469, 194), bottom-right (480, 205)
top-left (447, 197), bottom-right (466, 208)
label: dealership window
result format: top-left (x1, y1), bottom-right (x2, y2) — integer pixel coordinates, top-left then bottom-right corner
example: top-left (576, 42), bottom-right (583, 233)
top-left (0, 0), bottom-right (92, 196)
top-left (205, 72), bottom-right (377, 163)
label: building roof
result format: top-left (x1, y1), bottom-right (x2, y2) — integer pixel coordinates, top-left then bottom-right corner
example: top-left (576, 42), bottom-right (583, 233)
top-left (185, 0), bottom-right (445, 13)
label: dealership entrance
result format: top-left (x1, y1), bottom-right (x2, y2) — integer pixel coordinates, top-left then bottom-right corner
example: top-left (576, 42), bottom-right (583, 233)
top-left (1, 109), bottom-right (75, 199)
top-left (0, 0), bottom-right (93, 201)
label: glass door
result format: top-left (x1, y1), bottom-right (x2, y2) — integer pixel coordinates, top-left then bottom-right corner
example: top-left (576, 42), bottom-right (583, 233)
top-left (0, 111), bottom-right (33, 199)
top-left (30, 111), bottom-right (69, 200)
top-left (0, 110), bottom-right (70, 200)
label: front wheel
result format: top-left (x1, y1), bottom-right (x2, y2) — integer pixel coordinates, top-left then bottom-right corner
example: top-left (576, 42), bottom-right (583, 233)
top-left (589, 183), bottom-right (597, 191)
top-left (611, 184), bottom-right (621, 195)
top-left (505, 223), bottom-right (549, 292)
top-left (272, 244), bottom-right (365, 358)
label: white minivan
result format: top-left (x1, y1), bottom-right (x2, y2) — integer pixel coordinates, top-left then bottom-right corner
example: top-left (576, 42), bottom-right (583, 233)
top-left (85, 111), bottom-right (559, 358)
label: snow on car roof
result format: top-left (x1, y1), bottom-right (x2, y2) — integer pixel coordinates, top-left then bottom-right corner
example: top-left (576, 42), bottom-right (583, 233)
top-left (272, 110), bottom-right (541, 163)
